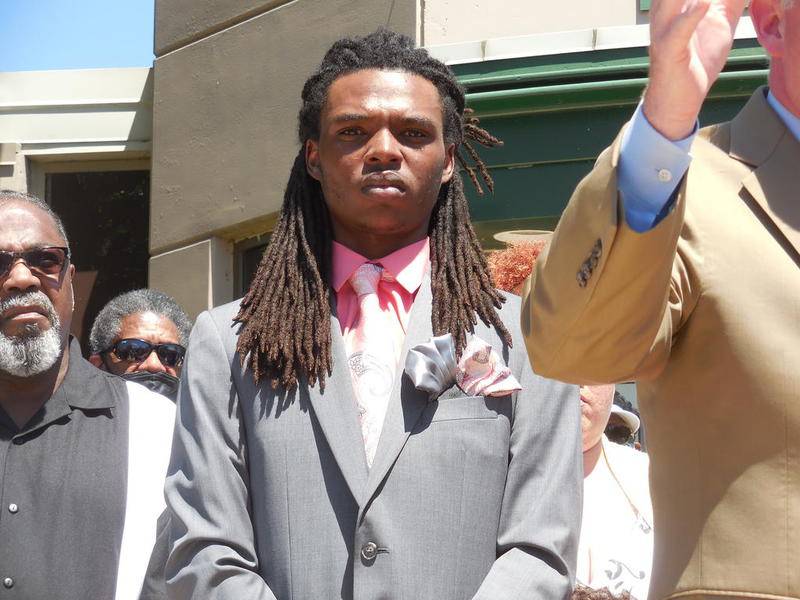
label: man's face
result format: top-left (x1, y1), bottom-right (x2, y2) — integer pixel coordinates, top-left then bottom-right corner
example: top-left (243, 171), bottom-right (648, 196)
top-left (579, 384), bottom-right (615, 452)
top-left (100, 311), bottom-right (183, 377)
top-left (305, 68), bottom-right (455, 257)
top-left (753, 0), bottom-right (800, 114)
top-left (782, 2), bottom-right (800, 110)
top-left (0, 202), bottom-right (74, 358)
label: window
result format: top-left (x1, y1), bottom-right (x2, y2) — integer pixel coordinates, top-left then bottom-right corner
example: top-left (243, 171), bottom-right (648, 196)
top-left (234, 234), bottom-right (271, 298)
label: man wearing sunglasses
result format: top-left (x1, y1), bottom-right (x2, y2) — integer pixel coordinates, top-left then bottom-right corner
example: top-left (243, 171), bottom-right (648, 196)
top-left (89, 289), bottom-right (192, 402)
top-left (605, 394), bottom-right (642, 450)
top-left (0, 190), bottom-right (175, 600)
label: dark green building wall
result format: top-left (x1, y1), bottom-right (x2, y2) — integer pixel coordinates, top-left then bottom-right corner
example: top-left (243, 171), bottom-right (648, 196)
top-left (457, 42), bottom-right (769, 249)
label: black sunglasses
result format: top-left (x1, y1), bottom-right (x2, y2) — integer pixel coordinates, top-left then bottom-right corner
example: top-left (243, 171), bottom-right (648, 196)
top-left (605, 424), bottom-right (635, 445)
top-left (105, 338), bottom-right (186, 368)
top-left (0, 246), bottom-right (70, 279)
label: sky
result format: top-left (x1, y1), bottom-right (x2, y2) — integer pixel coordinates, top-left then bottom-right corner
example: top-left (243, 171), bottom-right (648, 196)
top-left (0, 0), bottom-right (155, 72)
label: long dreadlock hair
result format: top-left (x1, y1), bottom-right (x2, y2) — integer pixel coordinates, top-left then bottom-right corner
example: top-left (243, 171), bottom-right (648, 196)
top-left (235, 28), bottom-right (511, 390)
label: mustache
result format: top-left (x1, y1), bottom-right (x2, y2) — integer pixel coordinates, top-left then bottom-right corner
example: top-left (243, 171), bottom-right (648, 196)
top-left (0, 291), bottom-right (60, 327)
top-left (362, 171), bottom-right (407, 190)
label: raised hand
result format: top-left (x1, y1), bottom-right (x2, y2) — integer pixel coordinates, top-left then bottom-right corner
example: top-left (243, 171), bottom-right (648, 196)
top-left (643, 0), bottom-right (748, 140)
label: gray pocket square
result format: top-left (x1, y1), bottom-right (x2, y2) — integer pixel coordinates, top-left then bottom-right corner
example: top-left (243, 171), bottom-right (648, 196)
top-left (404, 333), bottom-right (458, 400)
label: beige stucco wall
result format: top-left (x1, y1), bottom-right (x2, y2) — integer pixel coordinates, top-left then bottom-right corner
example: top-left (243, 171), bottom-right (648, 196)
top-left (155, 0), bottom-right (294, 55)
top-left (0, 145), bottom-right (26, 191)
top-left (421, 0), bottom-right (645, 46)
top-left (149, 237), bottom-right (234, 320)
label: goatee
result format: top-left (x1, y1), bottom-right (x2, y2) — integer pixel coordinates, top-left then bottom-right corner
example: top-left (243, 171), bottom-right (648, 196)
top-left (0, 291), bottom-right (64, 378)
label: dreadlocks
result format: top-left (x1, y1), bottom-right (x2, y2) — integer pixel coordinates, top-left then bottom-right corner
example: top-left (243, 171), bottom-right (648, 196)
top-left (235, 28), bottom-right (511, 390)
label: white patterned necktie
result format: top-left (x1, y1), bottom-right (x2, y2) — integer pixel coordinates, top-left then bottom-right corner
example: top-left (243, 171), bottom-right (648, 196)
top-left (346, 263), bottom-right (398, 467)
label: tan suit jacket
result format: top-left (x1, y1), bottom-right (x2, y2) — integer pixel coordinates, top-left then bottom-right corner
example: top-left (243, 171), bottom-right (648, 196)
top-left (522, 88), bottom-right (800, 600)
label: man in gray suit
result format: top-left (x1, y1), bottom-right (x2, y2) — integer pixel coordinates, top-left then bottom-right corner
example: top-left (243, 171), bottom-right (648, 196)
top-left (165, 29), bottom-right (581, 600)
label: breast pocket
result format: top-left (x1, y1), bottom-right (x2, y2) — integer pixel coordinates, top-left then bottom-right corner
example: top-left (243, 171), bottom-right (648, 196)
top-left (398, 393), bottom-right (511, 554)
top-left (416, 394), bottom-right (511, 482)
top-left (429, 395), bottom-right (501, 422)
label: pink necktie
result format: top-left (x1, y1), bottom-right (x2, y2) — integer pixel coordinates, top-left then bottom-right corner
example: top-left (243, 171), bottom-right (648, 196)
top-left (346, 263), bottom-right (398, 467)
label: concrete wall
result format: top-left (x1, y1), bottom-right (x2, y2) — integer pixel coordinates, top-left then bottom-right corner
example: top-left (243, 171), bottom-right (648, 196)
top-left (0, 68), bottom-right (153, 194)
top-left (0, 144), bottom-right (26, 191)
top-left (0, 68), bottom-right (152, 157)
top-left (151, 0), bottom-right (416, 311)
top-left (421, 0), bottom-right (645, 46)
top-left (149, 238), bottom-right (234, 318)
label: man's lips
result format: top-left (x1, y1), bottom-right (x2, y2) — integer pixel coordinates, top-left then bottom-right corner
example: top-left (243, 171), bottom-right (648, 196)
top-left (362, 185), bottom-right (405, 196)
top-left (361, 173), bottom-right (406, 194)
top-left (1, 305), bottom-right (48, 321)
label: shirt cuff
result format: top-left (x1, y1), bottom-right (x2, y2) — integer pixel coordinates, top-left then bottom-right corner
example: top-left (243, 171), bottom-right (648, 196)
top-left (618, 101), bottom-right (696, 232)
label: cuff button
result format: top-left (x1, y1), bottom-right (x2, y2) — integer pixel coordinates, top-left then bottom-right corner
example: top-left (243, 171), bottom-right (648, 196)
top-left (657, 168), bottom-right (673, 183)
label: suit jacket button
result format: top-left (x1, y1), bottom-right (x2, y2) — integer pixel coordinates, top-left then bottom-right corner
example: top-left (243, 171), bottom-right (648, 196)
top-left (361, 541), bottom-right (378, 561)
top-left (576, 271), bottom-right (587, 288)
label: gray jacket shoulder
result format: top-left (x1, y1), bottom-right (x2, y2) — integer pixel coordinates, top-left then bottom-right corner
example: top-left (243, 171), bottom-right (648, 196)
top-left (191, 299), bottom-right (244, 359)
top-left (206, 298), bottom-right (243, 331)
top-left (482, 291), bottom-right (526, 360)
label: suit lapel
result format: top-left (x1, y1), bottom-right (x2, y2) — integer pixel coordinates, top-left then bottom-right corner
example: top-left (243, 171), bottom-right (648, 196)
top-left (740, 134), bottom-right (800, 261)
top-left (730, 87), bottom-right (800, 261)
top-left (361, 275), bottom-right (434, 508)
top-left (306, 312), bottom-right (370, 506)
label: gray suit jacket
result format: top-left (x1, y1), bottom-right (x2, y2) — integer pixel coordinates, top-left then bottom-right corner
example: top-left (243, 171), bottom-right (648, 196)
top-left (164, 280), bottom-right (581, 600)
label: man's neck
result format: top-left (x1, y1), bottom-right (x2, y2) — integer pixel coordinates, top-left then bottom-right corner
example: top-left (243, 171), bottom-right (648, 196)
top-left (0, 345), bottom-right (69, 429)
top-left (583, 439), bottom-right (603, 478)
top-left (333, 229), bottom-right (428, 261)
top-left (769, 67), bottom-right (800, 121)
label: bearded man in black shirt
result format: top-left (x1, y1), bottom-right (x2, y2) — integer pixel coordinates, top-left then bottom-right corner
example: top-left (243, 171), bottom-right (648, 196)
top-left (0, 190), bottom-right (174, 600)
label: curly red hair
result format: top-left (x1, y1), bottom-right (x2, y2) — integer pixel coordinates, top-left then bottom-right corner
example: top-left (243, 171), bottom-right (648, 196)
top-left (572, 585), bottom-right (633, 600)
top-left (487, 241), bottom-right (546, 295)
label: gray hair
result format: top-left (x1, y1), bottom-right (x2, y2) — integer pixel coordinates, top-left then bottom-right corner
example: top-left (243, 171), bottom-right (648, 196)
top-left (89, 289), bottom-right (192, 354)
top-left (0, 189), bottom-right (69, 248)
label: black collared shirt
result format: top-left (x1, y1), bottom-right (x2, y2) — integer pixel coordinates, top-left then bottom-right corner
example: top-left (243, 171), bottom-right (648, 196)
top-left (0, 337), bottom-right (129, 599)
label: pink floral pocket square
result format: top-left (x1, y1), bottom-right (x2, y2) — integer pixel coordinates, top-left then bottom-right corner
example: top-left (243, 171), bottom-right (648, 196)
top-left (456, 337), bottom-right (522, 397)
top-left (404, 333), bottom-right (521, 400)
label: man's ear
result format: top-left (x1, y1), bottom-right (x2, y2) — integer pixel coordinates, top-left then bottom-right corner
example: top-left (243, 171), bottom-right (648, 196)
top-left (89, 354), bottom-right (105, 370)
top-left (751, 0), bottom-right (785, 58)
top-left (305, 139), bottom-right (322, 182)
top-left (441, 143), bottom-right (456, 184)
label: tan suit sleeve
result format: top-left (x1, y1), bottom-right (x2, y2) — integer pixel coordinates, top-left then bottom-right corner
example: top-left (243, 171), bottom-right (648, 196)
top-left (521, 130), bottom-right (700, 385)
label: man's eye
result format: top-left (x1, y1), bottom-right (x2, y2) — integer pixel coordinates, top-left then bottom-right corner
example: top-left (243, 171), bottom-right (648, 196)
top-left (405, 130), bottom-right (428, 139)
top-left (338, 127), bottom-right (363, 136)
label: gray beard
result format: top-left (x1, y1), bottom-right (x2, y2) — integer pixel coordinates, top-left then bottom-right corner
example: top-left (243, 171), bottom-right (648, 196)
top-left (0, 292), bottom-right (64, 378)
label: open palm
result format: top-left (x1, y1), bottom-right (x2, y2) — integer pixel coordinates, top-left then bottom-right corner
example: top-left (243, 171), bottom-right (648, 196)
top-left (645, 0), bottom-right (748, 139)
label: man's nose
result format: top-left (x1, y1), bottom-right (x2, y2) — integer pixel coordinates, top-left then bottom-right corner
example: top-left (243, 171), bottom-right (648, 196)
top-left (137, 349), bottom-right (167, 374)
top-left (2, 261), bottom-right (41, 293)
top-left (365, 129), bottom-right (402, 166)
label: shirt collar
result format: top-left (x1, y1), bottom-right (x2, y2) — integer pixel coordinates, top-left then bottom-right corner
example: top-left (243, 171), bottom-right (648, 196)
top-left (767, 90), bottom-right (800, 142)
top-left (3, 337), bottom-right (120, 437)
top-left (54, 336), bottom-right (121, 411)
top-left (331, 237), bottom-right (430, 295)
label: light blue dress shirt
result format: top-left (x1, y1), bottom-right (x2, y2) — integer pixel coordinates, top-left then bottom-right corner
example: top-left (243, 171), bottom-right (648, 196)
top-left (618, 91), bottom-right (800, 232)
